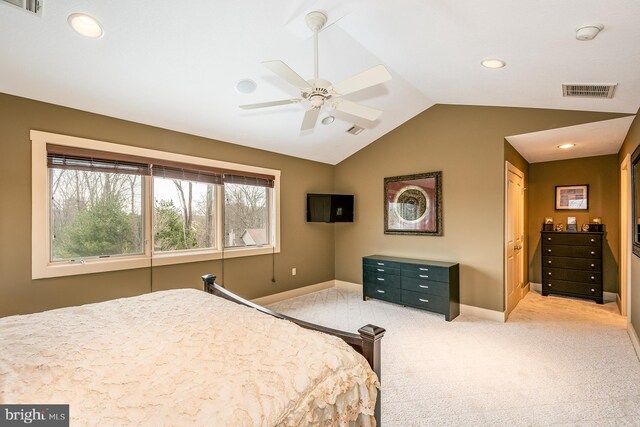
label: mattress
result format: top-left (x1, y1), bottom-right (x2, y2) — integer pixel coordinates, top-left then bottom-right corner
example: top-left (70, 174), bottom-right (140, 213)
top-left (0, 289), bottom-right (378, 426)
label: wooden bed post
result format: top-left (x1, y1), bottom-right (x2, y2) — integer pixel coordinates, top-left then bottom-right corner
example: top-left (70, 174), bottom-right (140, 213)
top-left (358, 325), bottom-right (386, 426)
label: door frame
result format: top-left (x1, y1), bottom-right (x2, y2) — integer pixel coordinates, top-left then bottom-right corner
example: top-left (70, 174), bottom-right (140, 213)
top-left (620, 154), bottom-right (631, 319)
top-left (504, 161), bottom-right (526, 318)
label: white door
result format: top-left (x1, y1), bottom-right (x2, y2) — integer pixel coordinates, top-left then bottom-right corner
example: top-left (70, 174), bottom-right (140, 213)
top-left (506, 163), bottom-right (525, 318)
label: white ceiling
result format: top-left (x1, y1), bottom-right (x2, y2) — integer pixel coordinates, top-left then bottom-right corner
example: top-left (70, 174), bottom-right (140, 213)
top-left (1, 0), bottom-right (639, 164)
top-left (506, 116), bottom-right (636, 163)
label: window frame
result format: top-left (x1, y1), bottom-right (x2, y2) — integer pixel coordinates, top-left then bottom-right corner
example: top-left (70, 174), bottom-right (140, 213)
top-left (31, 130), bottom-right (281, 279)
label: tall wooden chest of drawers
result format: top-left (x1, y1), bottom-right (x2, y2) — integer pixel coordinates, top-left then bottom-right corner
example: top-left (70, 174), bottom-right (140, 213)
top-left (541, 231), bottom-right (604, 304)
top-left (362, 255), bottom-right (460, 321)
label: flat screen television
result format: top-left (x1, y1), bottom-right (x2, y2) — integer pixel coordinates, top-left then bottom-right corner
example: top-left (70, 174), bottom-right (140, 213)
top-left (306, 194), bottom-right (354, 223)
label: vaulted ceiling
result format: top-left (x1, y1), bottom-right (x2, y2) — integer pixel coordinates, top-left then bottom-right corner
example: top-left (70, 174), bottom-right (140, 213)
top-left (1, 0), bottom-right (638, 164)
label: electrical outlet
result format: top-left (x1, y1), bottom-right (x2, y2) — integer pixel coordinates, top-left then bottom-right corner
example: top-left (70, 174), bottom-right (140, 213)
top-left (291, 268), bottom-right (297, 276)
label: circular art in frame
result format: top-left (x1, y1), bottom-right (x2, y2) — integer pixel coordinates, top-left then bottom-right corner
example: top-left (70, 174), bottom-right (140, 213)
top-left (384, 171), bottom-right (443, 236)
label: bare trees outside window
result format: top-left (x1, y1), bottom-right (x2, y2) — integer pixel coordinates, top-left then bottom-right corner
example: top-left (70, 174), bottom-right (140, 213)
top-left (224, 183), bottom-right (269, 247)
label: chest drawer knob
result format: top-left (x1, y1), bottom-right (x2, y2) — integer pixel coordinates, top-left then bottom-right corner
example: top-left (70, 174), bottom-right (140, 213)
top-left (376, 289), bottom-right (385, 294)
top-left (377, 262), bottom-right (384, 266)
top-left (377, 278), bottom-right (385, 281)
top-left (547, 249), bottom-right (552, 254)
top-left (591, 264), bottom-right (595, 268)
top-left (548, 260), bottom-right (552, 265)
top-left (591, 289), bottom-right (595, 292)
top-left (419, 298), bottom-right (429, 303)
top-left (548, 272), bottom-right (552, 276)
top-left (419, 285), bottom-right (429, 289)
top-left (377, 268), bottom-right (384, 272)
top-left (590, 238), bottom-right (595, 243)
top-left (547, 237), bottom-right (552, 241)
top-left (548, 284), bottom-right (552, 287)
top-left (591, 251), bottom-right (595, 255)
top-left (419, 267), bottom-right (429, 271)
top-left (419, 274), bottom-right (429, 278)
top-left (591, 276), bottom-right (595, 280)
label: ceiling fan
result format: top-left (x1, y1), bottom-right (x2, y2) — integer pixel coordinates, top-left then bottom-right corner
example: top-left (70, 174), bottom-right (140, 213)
top-left (240, 11), bottom-right (392, 132)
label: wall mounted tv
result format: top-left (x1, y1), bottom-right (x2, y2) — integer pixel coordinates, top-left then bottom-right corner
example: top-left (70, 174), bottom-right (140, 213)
top-left (306, 194), bottom-right (354, 223)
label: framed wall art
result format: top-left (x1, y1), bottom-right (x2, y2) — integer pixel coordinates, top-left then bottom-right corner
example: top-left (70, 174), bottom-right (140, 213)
top-left (384, 171), bottom-right (442, 235)
top-left (555, 184), bottom-right (588, 210)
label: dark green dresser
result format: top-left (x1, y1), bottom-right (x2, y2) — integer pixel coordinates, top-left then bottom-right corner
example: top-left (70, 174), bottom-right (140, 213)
top-left (363, 255), bottom-right (460, 321)
top-left (541, 231), bottom-right (604, 304)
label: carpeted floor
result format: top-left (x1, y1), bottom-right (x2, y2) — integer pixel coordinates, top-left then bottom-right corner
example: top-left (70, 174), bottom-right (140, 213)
top-left (267, 287), bottom-right (640, 426)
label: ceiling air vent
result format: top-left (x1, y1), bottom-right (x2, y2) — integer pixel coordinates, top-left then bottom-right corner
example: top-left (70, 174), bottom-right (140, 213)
top-left (346, 125), bottom-right (364, 135)
top-left (562, 83), bottom-right (617, 99)
top-left (1, 0), bottom-right (41, 16)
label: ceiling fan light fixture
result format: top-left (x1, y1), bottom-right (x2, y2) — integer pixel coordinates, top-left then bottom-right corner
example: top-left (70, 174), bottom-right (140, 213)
top-left (68, 13), bottom-right (104, 39)
top-left (481, 59), bottom-right (506, 69)
top-left (236, 79), bottom-right (257, 94)
top-left (558, 143), bottom-right (576, 149)
top-left (321, 115), bottom-right (335, 125)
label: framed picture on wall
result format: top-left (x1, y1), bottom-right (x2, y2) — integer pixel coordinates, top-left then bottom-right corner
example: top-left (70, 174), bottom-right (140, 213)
top-left (555, 184), bottom-right (589, 210)
top-left (384, 171), bottom-right (442, 235)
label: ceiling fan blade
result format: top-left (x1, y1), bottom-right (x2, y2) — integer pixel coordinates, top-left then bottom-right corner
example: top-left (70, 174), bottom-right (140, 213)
top-left (333, 99), bottom-right (382, 121)
top-left (301, 108), bottom-right (320, 131)
top-left (262, 60), bottom-right (312, 91)
top-left (239, 99), bottom-right (302, 110)
top-left (330, 64), bottom-right (392, 96)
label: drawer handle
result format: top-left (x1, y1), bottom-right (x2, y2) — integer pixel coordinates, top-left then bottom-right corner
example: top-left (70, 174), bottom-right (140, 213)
top-left (377, 278), bottom-right (385, 281)
top-left (591, 264), bottom-right (595, 268)
top-left (377, 262), bottom-right (385, 266)
top-left (548, 272), bottom-right (552, 276)
top-left (591, 276), bottom-right (595, 280)
top-left (548, 261), bottom-right (552, 265)
top-left (591, 251), bottom-right (595, 255)
top-left (547, 237), bottom-right (551, 241)
top-left (547, 249), bottom-right (552, 253)
top-left (419, 274), bottom-right (429, 278)
top-left (419, 268), bottom-right (429, 271)
top-left (548, 284), bottom-right (552, 287)
top-left (419, 298), bottom-right (429, 303)
top-left (377, 268), bottom-right (384, 272)
top-left (591, 288), bottom-right (595, 292)
top-left (376, 290), bottom-right (385, 294)
top-left (419, 285), bottom-right (429, 289)
top-left (590, 238), bottom-right (595, 243)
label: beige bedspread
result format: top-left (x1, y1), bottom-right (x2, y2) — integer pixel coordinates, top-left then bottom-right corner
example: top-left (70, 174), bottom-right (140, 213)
top-left (0, 289), bottom-right (378, 426)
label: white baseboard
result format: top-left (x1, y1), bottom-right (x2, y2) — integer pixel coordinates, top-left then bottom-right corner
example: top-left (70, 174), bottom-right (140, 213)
top-left (460, 304), bottom-right (506, 322)
top-left (251, 280), bottom-right (334, 306)
top-left (628, 322), bottom-right (640, 361)
top-left (530, 283), bottom-right (617, 303)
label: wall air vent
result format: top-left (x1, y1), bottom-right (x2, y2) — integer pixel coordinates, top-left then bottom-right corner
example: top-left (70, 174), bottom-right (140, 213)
top-left (1, 0), bottom-right (41, 16)
top-left (346, 125), bottom-right (364, 135)
top-left (562, 83), bottom-right (617, 99)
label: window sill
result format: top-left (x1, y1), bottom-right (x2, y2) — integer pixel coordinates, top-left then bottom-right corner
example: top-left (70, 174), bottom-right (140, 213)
top-left (33, 246), bottom-right (280, 279)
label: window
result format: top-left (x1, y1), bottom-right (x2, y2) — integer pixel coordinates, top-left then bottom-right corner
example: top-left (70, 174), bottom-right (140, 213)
top-left (31, 131), bottom-right (280, 279)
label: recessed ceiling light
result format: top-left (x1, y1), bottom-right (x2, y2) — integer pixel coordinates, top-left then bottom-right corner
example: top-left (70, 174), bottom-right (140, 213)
top-left (558, 143), bottom-right (576, 149)
top-left (68, 13), bottom-right (104, 39)
top-left (236, 79), bottom-right (257, 94)
top-left (481, 59), bottom-right (506, 69)
top-left (576, 24), bottom-right (604, 41)
top-left (321, 115), bottom-right (335, 125)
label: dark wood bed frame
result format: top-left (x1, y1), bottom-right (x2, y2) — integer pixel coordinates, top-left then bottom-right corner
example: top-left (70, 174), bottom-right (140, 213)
top-left (201, 274), bottom-right (385, 425)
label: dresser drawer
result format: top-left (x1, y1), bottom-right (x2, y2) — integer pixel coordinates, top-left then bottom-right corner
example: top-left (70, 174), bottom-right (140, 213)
top-left (363, 258), bottom-right (403, 269)
top-left (542, 245), bottom-right (601, 258)
top-left (363, 265), bottom-right (401, 276)
top-left (401, 265), bottom-right (449, 282)
top-left (401, 277), bottom-right (449, 297)
top-left (543, 256), bottom-right (601, 270)
top-left (401, 290), bottom-right (448, 313)
top-left (542, 279), bottom-right (602, 297)
top-left (364, 282), bottom-right (400, 303)
top-left (363, 270), bottom-right (400, 288)
top-left (542, 268), bottom-right (601, 284)
top-left (542, 233), bottom-right (601, 246)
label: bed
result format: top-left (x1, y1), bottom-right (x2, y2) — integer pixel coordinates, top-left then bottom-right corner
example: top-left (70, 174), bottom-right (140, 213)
top-left (0, 274), bottom-right (385, 426)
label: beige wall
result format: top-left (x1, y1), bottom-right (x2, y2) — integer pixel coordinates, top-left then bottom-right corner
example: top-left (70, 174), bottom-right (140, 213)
top-left (618, 109), bottom-right (640, 334)
top-left (334, 104), bottom-right (625, 312)
top-left (0, 93), bottom-right (335, 317)
top-left (528, 155), bottom-right (620, 293)
top-left (505, 141), bottom-right (530, 285)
